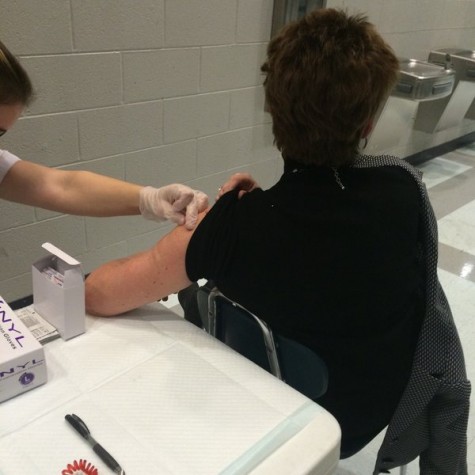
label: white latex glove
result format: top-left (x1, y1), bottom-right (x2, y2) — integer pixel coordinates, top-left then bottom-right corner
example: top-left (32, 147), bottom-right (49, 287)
top-left (139, 185), bottom-right (208, 230)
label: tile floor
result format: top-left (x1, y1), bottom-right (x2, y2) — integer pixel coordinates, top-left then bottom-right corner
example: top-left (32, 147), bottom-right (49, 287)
top-left (164, 143), bottom-right (475, 474)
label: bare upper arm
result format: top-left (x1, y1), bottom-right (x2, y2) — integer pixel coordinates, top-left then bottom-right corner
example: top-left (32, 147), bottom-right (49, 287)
top-left (85, 211), bottom-right (207, 316)
top-left (0, 161), bottom-right (45, 202)
top-left (0, 160), bottom-right (67, 207)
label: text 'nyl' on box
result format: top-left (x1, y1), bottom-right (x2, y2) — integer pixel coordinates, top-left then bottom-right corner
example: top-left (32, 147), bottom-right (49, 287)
top-left (0, 298), bottom-right (47, 403)
top-left (32, 242), bottom-right (85, 341)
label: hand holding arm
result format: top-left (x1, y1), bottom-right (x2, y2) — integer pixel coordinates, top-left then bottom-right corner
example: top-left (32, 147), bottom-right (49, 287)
top-left (139, 185), bottom-right (208, 230)
top-left (217, 173), bottom-right (260, 200)
top-left (0, 160), bottom-right (208, 228)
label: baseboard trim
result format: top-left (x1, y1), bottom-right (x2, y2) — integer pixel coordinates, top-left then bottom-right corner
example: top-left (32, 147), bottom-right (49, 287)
top-left (405, 131), bottom-right (475, 165)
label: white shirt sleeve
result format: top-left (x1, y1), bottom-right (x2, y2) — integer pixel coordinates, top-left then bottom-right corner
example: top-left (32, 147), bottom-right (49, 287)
top-left (0, 149), bottom-right (21, 184)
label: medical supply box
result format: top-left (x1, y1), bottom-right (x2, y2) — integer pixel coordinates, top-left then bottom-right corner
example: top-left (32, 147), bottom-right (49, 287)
top-left (0, 298), bottom-right (47, 402)
top-left (32, 242), bottom-right (85, 341)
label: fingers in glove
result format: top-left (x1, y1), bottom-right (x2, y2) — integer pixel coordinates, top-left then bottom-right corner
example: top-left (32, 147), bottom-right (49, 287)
top-left (171, 190), bottom-right (194, 213)
top-left (183, 191), bottom-right (208, 230)
top-left (184, 201), bottom-right (199, 230)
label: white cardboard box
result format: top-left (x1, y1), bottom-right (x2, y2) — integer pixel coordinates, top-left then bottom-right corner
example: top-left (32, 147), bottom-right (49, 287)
top-left (0, 298), bottom-right (47, 403)
top-left (32, 243), bottom-right (85, 341)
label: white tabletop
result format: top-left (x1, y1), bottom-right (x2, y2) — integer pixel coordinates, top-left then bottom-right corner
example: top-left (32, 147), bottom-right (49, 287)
top-left (0, 303), bottom-right (340, 475)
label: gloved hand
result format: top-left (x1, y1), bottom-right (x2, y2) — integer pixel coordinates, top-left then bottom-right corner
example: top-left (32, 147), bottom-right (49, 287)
top-left (139, 184), bottom-right (208, 230)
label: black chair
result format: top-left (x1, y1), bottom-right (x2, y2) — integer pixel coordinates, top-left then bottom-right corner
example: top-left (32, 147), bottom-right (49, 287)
top-left (195, 286), bottom-right (408, 475)
top-left (199, 287), bottom-right (328, 401)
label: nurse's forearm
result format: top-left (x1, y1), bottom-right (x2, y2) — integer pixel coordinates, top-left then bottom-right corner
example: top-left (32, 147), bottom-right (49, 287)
top-left (0, 160), bottom-right (141, 216)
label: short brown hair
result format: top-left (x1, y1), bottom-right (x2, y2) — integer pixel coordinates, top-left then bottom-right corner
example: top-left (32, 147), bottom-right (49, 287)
top-left (262, 8), bottom-right (399, 167)
top-left (0, 40), bottom-right (33, 106)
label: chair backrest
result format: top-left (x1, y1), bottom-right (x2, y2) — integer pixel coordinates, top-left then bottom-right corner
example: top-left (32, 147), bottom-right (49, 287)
top-left (199, 288), bottom-right (408, 473)
top-left (201, 287), bottom-right (328, 400)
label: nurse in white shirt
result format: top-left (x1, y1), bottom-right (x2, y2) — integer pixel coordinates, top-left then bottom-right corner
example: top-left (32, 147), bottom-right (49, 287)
top-left (0, 40), bottom-right (207, 228)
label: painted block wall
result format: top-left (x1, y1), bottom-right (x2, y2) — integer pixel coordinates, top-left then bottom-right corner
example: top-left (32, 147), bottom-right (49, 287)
top-left (1, 0), bottom-right (475, 302)
top-left (0, 0), bottom-right (277, 301)
top-left (328, 0), bottom-right (475, 60)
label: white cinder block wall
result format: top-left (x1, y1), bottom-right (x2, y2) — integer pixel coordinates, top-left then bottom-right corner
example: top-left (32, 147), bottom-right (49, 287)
top-left (1, 0), bottom-right (475, 302)
top-left (329, 0), bottom-right (475, 60)
top-left (0, 0), bottom-right (277, 301)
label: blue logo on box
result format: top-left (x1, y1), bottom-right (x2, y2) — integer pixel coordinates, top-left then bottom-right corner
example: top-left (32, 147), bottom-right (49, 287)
top-left (19, 372), bottom-right (35, 386)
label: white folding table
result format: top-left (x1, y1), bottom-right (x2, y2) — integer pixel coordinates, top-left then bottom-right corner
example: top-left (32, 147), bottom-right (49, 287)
top-left (0, 302), bottom-right (340, 474)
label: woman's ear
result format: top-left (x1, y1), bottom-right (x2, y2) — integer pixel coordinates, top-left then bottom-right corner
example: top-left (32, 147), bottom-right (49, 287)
top-left (361, 120), bottom-right (374, 139)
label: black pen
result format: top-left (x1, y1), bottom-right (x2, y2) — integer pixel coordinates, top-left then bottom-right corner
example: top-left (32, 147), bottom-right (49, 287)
top-left (65, 413), bottom-right (126, 475)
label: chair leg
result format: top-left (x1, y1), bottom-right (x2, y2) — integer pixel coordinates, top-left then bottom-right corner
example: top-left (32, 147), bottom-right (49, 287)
top-left (400, 465), bottom-right (407, 475)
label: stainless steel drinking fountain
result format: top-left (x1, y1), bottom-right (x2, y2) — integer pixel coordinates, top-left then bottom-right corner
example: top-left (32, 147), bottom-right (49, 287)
top-left (368, 58), bottom-right (455, 155)
top-left (392, 58), bottom-right (455, 101)
top-left (414, 49), bottom-right (475, 133)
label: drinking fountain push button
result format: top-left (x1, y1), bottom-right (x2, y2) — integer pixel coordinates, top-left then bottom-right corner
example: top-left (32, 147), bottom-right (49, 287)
top-left (396, 83), bottom-right (413, 95)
